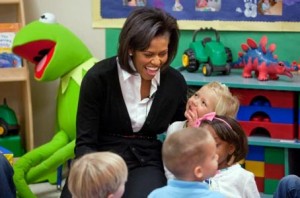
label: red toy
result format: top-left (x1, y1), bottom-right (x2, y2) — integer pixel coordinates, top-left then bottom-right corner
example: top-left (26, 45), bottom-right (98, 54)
top-left (231, 36), bottom-right (298, 81)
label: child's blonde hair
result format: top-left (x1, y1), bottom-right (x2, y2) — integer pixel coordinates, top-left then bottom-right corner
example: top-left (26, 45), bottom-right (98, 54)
top-left (163, 127), bottom-right (213, 179)
top-left (202, 81), bottom-right (239, 118)
top-left (68, 151), bottom-right (128, 198)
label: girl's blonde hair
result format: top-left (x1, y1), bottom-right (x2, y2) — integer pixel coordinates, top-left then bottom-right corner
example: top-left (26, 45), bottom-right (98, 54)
top-left (68, 152), bottom-right (128, 198)
top-left (202, 81), bottom-right (239, 118)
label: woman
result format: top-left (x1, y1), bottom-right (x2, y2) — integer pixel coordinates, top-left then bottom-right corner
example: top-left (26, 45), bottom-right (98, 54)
top-left (61, 7), bottom-right (187, 198)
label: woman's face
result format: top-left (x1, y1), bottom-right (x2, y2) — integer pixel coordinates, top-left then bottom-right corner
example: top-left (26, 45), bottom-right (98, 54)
top-left (130, 33), bottom-right (170, 81)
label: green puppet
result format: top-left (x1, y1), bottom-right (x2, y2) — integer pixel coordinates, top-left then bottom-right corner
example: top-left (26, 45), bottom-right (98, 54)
top-left (12, 13), bottom-right (98, 197)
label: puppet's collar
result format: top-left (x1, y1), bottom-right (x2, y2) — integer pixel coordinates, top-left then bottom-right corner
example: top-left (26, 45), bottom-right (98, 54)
top-left (61, 57), bottom-right (98, 93)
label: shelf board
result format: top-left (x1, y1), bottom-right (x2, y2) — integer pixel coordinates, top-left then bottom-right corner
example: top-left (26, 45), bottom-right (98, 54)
top-left (180, 69), bottom-right (300, 92)
top-left (0, 0), bottom-right (20, 4)
top-left (248, 136), bottom-right (300, 149)
top-left (0, 67), bottom-right (29, 82)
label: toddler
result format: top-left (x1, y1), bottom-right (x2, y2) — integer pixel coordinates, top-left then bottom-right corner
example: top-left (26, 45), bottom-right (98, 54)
top-left (200, 114), bottom-right (260, 198)
top-left (167, 81), bottom-right (239, 135)
top-left (148, 127), bottom-right (224, 198)
top-left (68, 151), bottom-right (128, 198)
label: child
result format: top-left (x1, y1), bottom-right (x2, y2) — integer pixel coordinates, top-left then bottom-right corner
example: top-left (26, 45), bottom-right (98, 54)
top-left (0, 154), bottom-right (15, 198)
top-left (262, 0), bottom-right (271, 13)
top-left (200, 114), bottom-right (260, 198)
top-left (68, 151), bottom-right (128, 198)
top-left (273, 174), bottom-right (300, 198)
top-left (165, 81), bottom-right (239, 179)
top-left (148, 127), bottom-right (224, 198)
top-left (167, 81), bottom-right (239, 135)
top-left (258, 0), bottom-right (271, 14)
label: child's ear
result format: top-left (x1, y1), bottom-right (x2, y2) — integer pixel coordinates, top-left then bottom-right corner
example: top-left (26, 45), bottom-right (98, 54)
top-left (228, 144), bottom-right (235, 155)
top-left (194, 165), bottom-right (203, 179)
top-left (227, 144), bottom-right (236, 166)
top-left (107, 194), bottom-right (114, 198)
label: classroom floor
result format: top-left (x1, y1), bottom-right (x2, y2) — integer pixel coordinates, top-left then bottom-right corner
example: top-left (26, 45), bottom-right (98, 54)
top-left (29, 180), bottom-right (64, 198)
top-left (29, 180), bottom-right (273, 198)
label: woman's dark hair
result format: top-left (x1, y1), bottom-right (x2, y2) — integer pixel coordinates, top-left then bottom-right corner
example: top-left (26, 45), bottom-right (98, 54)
top-left (118, 7), bottom-right (180, 73)
top-left (201, 115), bottom-right (248, 164)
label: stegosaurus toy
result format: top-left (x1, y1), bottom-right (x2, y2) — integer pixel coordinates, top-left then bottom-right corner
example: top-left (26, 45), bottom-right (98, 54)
top-left (231, 36), bottom-right (298, 81)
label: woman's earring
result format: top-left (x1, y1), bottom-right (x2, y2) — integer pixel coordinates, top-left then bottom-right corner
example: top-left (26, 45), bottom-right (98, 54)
top-left (129, 53), bottom-right (133, 56)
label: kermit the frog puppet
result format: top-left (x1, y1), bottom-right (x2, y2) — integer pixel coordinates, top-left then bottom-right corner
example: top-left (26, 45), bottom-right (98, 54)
top-left (12, 13), bottom-right (98, 197)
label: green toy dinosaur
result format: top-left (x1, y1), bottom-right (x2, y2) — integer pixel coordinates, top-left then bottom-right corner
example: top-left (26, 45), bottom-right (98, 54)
top-left (12, 13), bottom-right (98, 197)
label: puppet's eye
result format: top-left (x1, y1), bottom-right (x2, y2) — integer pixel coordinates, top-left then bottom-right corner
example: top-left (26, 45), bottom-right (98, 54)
top-left (39, 13), bottom-right (56, 24)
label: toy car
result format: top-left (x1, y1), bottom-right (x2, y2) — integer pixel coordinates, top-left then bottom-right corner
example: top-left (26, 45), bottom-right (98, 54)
top-left (182, 27), bottom-right (232, 76)
top-left (0, 98), bottom-right (19, 137)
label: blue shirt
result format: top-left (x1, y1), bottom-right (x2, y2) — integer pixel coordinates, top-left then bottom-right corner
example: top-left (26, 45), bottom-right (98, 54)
top-left (148, 179), bottom-right (225, 198)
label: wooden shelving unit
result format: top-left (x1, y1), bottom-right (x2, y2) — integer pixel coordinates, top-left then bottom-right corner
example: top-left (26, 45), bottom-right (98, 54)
top-left (0, 0), bottom-right (34, 151)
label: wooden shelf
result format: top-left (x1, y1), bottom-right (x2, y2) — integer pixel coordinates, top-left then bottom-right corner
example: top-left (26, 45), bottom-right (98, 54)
top-left (0, 0), bottom-right (34, 151)
top-left (0, 67), bottom-right (29, 82)
top-left (0, 0), bottom-right (21, 4)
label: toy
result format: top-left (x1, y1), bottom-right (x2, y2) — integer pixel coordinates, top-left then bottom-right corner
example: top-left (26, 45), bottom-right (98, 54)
top-left (231, 36), bottom-right (298, 81)
top-left (11, 13), bottom-right (98, 197)
top-left (0, 98), bottom-right (19, 137)
top-left (245, 145), bottom-right (285, 194)
top-left (181, 27), bottom-right (232, 76)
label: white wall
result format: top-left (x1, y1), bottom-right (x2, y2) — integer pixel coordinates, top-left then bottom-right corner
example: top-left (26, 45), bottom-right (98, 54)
top-left (23, 0), bottom-right (105, 147)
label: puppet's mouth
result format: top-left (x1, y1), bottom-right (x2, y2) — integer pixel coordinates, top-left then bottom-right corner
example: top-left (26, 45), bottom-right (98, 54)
top-left (13, 40), bottom-right (56, 80)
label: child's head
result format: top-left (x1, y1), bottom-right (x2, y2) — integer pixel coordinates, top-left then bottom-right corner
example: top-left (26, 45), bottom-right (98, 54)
top-left (200, 115), bottom-right (248, 170)
top-left (68, 151), bottom-right (128, 198)
top-left (163, 127), bottom-right (218, 181)
top-left (185, 81), bottom-right (239, 119)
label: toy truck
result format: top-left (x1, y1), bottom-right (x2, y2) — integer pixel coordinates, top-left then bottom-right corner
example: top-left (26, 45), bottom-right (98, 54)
top-left (182, 27), bottom-right (232, 76)
top-left (0, 98), bottom-right (19, 137)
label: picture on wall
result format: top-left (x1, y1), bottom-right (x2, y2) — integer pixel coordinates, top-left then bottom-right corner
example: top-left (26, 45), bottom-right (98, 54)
top-left (92, 0), bottom-right (300, 31)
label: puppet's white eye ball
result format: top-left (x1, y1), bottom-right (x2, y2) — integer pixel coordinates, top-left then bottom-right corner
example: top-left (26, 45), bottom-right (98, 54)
top-left (39, 13), bottom-right (56, 24)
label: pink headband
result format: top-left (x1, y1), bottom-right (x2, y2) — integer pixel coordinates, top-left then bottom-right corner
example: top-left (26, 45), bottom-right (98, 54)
top-left (194, 112), bottom-right (232, 129)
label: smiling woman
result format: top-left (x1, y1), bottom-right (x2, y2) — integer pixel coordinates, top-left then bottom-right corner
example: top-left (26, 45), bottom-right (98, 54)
top-left (61, 6), bottom-right (188, 198)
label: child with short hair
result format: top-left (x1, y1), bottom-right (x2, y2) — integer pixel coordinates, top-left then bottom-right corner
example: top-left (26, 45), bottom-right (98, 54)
top-left (200, 114), bottom-right (260, 198)
top-left (68, 151), bottom-right (128, 198)
top-left (148, 127), bottom-right (224, 198)
top-left (165, 81), bottom-right (239, 179)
